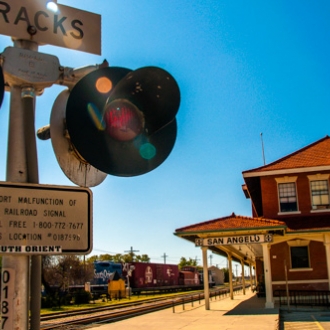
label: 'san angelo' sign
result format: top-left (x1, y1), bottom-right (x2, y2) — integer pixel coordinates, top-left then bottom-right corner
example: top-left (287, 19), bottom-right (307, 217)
top-left (195, 234), bottom-right (273, 247)
top-left (0, 0), bottom-right (101, 54)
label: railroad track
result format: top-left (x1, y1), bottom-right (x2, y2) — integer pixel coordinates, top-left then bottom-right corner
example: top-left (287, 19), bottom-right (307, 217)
top-left (41, 299), bottom-right (154, 322)
top-left (41, 299), bottom-right (175, 329)
top-left (41, 286), bottom-right (245, 329)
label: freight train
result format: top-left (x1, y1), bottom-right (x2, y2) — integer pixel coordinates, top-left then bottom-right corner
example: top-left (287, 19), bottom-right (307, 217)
top-left (90, 261), bottom-right (209, 294)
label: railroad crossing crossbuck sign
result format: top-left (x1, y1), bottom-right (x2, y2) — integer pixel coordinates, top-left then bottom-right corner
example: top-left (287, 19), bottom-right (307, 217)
top-left (0, 0), bottom-right (101, 54)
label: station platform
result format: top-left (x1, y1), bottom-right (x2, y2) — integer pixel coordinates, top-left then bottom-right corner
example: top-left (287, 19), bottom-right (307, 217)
top-left (89, 290), bottom-right (279, 330)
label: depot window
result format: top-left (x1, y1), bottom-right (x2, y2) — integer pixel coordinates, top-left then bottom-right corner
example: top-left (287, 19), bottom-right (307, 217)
top-left (287, 240), bottom-right (311, 270)
top-left (290, 246), bottom-right (310, 268)
top-left (310, 180), bottom-right (329, 209)
top-left (308, 174), bottom-right (330, 211)
top-left (278, 182), bottom-right (298, 212)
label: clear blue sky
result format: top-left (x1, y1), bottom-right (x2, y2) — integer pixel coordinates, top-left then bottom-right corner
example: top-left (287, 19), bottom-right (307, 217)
top-left (0, 0), bottom-right (329, 269)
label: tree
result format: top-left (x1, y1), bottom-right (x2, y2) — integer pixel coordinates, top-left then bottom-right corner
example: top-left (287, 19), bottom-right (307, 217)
top-left (122, 253), bottom-right (133, 262)
top-left (221, 268), bottom-right (229, 282)
top-left (112, 254), bottom-right (124, 262)
top-left (43, 256), bottom-right (79, 288)
top-left (135, 254), bottom-right (150, 262)
top-left (97, 254), bottom-right (114, 261)
top-left (178, 257), bottom-right (198, 269)
top-left (86, 255), bottom-right (98, 263)
top-left (42, 255), bottom-right (96, 308)
top-left (87, 253), bottom-right (151, 263)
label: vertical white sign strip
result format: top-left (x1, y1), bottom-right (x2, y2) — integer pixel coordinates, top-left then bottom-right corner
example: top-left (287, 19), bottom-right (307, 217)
top-left (1, 268), bottom-right (15, 330)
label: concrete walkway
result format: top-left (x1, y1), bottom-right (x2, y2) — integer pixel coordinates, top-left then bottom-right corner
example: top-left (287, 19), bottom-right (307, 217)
top-left (280, 308), bottom-right (330, 330)
top-left (88, 290), bottom-right (279, 330)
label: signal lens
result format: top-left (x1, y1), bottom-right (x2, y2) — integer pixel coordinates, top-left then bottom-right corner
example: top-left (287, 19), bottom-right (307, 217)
top-left (103, 99), bottom-right (144, 141)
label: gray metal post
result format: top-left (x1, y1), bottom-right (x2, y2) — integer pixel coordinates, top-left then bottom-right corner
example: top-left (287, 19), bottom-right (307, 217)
top-left (1, 40), bottom-right (40, 330)
top-left (2, 85), bottom-right (30, 329)
top-left (23, 94), bottom-right (41, 329)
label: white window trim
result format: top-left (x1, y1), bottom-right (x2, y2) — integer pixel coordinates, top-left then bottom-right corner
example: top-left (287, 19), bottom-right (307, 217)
top-left (287, 239), bottom-right (310, 247)
top-left (289, 268), bottom-right (313, 272)
top-left (275, 176), bottom-right (298, 184)
top-left (307, 174), bottom-right (330, 181)
top-left (307, 174), bottom-right (330, 212)
top-left (310, 209), bottom-right (329, 213)
top-left (275, 176), bottom-right (299, 214)
top-left (278, 211), bottom-right (301, 215)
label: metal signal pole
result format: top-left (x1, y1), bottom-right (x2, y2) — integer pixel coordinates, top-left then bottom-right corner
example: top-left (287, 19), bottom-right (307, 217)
top-left (2, 40), bottom-right (39, 330)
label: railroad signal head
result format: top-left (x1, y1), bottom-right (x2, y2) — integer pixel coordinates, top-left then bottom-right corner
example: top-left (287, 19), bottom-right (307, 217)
top-left (65, 66), bottom-right (180, 177)
top-left (49, 90), bottom-right (107, 187)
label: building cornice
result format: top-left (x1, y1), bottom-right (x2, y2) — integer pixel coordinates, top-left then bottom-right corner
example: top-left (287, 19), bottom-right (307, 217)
top-left (243, 165), bottom-right (330, 178)
top-left (174, 225), bottom-right (286, 237)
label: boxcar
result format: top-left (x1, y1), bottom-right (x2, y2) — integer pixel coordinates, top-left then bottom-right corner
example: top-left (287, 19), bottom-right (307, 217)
top-left (179, 266), bottom-right (201, 286)
top-left (123, 262), bottom-right (179, 291)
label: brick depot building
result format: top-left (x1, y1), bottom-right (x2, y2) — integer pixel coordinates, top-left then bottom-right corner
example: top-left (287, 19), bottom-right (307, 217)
top-left (175, 136), bottom-right (330, 309)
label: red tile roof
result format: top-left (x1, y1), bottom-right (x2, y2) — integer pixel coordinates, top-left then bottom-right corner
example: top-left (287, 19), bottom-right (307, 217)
top-left (175, 213), bottom-right (286, 233)
top-left (243, 135), bottom-right (330, 174)
top-left (175, 213), bottom-right (330, 234)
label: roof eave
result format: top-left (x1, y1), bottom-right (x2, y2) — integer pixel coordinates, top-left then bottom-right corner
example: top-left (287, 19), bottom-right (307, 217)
top-left (287, 228), bottom-right (330, 234)
top-left (243, 165), bottom-right (330, 178)
top-left (174, 224), bottom-right (287, 237)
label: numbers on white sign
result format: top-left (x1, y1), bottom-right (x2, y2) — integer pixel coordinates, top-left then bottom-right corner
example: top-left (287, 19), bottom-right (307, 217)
top-left (1, 269), bottom-right (12, 329)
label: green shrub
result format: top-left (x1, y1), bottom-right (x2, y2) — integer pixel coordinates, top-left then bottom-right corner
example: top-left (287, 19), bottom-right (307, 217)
top-left (41, 295), bottom-right (54, 308)
top-left (73, 290), bottom-right (91, 305)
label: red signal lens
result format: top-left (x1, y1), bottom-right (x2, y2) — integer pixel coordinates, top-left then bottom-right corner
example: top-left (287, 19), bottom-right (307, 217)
top-left (103, 99), bottom-right (144, 141)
